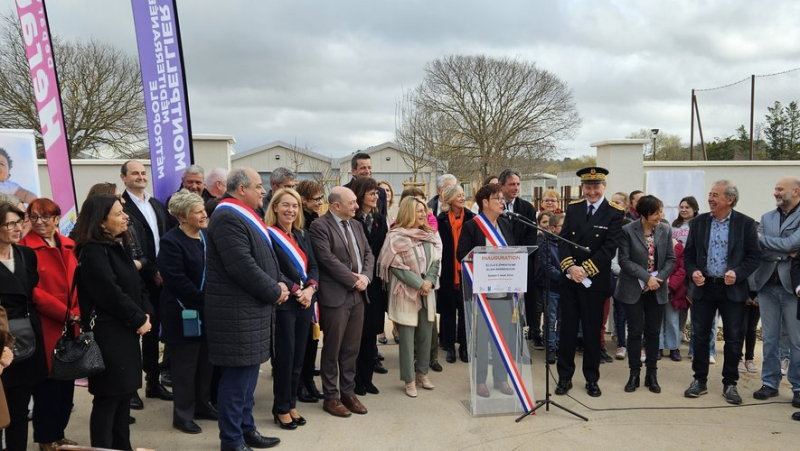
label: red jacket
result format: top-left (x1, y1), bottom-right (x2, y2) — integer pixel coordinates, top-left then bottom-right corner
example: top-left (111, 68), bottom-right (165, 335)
top-left (19, 232), bottom-right (80, 372)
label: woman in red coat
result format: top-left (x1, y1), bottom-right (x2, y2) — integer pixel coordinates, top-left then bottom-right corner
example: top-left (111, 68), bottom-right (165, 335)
top-left (19, 198), bottom-right (80, 450)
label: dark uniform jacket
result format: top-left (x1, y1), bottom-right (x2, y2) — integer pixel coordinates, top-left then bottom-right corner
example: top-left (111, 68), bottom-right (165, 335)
top-left (558, 197), bottom-right (624, 293)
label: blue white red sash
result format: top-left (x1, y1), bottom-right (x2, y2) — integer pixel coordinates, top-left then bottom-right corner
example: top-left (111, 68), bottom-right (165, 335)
top-left (215, 198), bottom-right (271, 244)
top-left (267, 226), bottom-right (308, 282)
top-left (462, 261), bottom-right (534, 413)
top-left (474, 213), bottom-right (507, 247)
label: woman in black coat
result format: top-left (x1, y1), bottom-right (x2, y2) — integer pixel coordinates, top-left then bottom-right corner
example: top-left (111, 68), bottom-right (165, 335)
top-left (265, 188), bottom-right (319, 429)
top-left (351, 177), bottom-right (388, 395)
top-left (158, 190), bottom-right (215, 434)
top-left (0, 202), bottom-right (46, 451)
top-left (437, 185), bottom-right (475, 364)
top-left (74, 195), bottom-right (153, 450)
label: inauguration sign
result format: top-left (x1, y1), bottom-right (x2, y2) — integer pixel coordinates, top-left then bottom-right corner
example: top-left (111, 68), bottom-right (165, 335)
top-left (15, 0), bottom-right (78, 235)
top-left (131, 0), bottom-right (193, 202)
top-left (472, 248), bottom-right (528, 294)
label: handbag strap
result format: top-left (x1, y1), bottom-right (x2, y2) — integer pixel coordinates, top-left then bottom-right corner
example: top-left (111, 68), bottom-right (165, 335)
top-left (65, 247), bottom-right (96, 334)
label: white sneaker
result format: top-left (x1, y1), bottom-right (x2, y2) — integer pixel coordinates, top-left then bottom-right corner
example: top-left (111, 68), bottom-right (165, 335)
top-left (416, 372), bottom-right (434, 390)
top-left (405, 381), bottom-right (418, 397)
top-left (615, 347), bottom-right (627, 360)
top-left (781, 358), bottom-right (789, 376)
top-left (709, 355), bottom-right (716, 365)
top-left (746, 360), bottom-right (758, 373)
top-left (738, 359), bottom-right (746, 373)
top-left (640, 350), bottom-right (646, 363)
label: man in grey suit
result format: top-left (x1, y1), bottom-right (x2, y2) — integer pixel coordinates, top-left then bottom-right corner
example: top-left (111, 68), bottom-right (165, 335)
top-left (310, 186), bottom-right (375, 417)
top-left (750, 176), bottom-right (800, 407)
top-left (683, 180), bottom-right (761, 404)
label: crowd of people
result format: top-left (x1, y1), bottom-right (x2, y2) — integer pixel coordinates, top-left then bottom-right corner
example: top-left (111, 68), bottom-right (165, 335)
top-left (1, 155), bottom-right (800, 451)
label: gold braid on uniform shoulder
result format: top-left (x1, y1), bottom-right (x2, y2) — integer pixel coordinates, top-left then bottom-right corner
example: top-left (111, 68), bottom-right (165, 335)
top-left (608, 200), bottom-right (625, 211)
top-left (582, 259), bottom-right (600, 277)
top-left (560, 256), bottom-right (575, 272)
top-left (569, 199), bottom-right (583, 205)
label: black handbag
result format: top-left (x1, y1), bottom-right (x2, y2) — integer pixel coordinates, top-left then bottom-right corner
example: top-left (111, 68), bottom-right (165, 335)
top-left (50, 259), bottom-right (105, 381)
top-left (6, 248), bottom-right (36, 363)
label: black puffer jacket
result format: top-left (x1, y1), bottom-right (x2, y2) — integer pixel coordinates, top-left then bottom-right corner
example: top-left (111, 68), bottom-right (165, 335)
top-left (204, 205), bottom-right (282, 367)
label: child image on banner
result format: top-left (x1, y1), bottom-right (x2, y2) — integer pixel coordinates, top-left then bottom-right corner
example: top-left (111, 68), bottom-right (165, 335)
top-left (0, 147), bottom-right (37, 204)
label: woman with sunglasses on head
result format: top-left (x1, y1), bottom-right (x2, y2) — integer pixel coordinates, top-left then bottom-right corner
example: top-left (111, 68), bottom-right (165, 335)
top-left (19, 199), bottom-right (80, 450)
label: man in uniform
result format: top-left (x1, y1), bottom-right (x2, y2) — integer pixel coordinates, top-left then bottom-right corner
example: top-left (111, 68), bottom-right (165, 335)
top-left (555, 167), bottom-right (624, 397)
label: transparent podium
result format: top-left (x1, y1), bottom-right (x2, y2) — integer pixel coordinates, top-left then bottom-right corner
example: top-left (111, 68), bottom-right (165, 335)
top-left (461, 245), bottom-right (536, 416)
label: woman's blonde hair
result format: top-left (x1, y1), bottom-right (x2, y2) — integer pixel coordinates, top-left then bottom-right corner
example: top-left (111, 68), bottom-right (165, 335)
top-left (394, 196), bottom-right (432, 231)
top-left (542, 189), bottom-right (560, 200)
top-left (265, 188), bottom-right (305, 231)
top-left (438, 184), bottom-right (463, 213)
top-left (168, 189), bottom-right (205, 220)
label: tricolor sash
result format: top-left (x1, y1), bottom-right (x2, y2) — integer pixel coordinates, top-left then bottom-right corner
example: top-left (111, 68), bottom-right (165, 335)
top-left (267, 226), bottom-right (308, 282)
top-left (215, 198), bottom-right (271, 244)
top-left (462, 260), bottom-right (534, 413)
top-left (474, 213), bottom-right (507, 247)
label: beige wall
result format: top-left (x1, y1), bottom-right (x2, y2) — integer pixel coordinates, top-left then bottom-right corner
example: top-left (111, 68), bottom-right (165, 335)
top-left (233, 144), bottom-right (331, 174)
top-left (36, 135), bottom-right (235, 208)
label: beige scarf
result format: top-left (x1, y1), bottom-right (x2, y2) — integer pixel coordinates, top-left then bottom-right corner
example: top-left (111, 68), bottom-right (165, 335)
top-left (377, 227), bottom-right (442, 312)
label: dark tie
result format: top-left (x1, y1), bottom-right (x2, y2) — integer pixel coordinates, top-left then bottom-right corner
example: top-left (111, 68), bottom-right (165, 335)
top-left (342, 220), bottom-right (359, 271)
top-left (365, 213), bottom-right (373, 234)
top-left (588, 204), bottom-right (595, 216)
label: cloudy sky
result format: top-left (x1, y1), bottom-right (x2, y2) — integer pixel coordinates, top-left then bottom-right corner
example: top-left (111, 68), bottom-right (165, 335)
top-left (5, 0), bottom-right (800, 158)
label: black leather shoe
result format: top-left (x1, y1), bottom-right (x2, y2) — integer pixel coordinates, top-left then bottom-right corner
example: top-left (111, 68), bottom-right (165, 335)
top-left (430, 360), bottom-right (443, 372)
top-left (291, 415), bottom-right (306, 426)
top-left (446, 347), bottom-right (456, 363)
top-left (130, 392), bottom-right (144, 410)
top-left (173, 419), bottom-right (202, 434)
top-left (307, 381), bottom-right (324, 399)
top-left (297, 385), bottom-right (318, 403)
top-left (194, 403), bottom-right (219, 421)
top-left (354, 385), bottom-right (367, 396)
top-left (585, 382), bottom-right (602, 397)
top-left (243, 429), bottom-right (281, 448)
top-left (145, 383), bottom-right (173, 401)
top-left (129, 415), bottom-right (136, 425)
top-left (555, 379), bottom-right (572, 395)
top-left (600, 348), bottom-right (613, 363)
top-left (792, 411), bottom-right (800, 421)
top-left (645, 373), bottom-right (661, 393)
top-left (273, 413), bottom-right (298, 431)
top-left (365, 382), bottom-right (380, 394)
top-left (459, 346), bottom-right (469, 363)
top-left (373, 361), bottom-right (389, 374)
top-left (624, 375), bottom-right (640, 393)
top-left (221, 445), bottom-right (253, 451)
top-left (161, 371), bottom-right (173, 387)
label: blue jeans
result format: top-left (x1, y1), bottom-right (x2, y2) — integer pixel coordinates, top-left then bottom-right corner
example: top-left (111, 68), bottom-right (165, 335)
top-left (613, 297), bottom-right (627, 348)
top-left (546, 290), bottom-right (560, 351)
top-left (757, 284), bottom-right (800, 391)
top-left (689, 312), bottom-right (718, 357)
top-left (660, 304), bottom-right (681, 350)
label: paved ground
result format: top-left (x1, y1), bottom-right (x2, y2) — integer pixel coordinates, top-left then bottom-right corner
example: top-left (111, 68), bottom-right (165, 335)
top-left (30, 335), bottom-right (800, 451)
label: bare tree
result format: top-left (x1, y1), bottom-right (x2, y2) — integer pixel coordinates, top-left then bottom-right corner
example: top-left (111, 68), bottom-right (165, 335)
top-left (409, 55), bottom-right (581, 180)
top-left (0, 14), bottom-right (146, 158)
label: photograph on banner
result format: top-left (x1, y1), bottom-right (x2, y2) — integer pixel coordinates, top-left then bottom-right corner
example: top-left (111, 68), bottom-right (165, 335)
top-left (472, 247), bottom-right (528, 294)
top-left (0, 128), bottom-right (40, 205)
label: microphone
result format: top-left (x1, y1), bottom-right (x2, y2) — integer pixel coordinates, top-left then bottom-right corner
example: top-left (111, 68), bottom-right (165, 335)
top-left (502, 210), bottom-right (525, 220)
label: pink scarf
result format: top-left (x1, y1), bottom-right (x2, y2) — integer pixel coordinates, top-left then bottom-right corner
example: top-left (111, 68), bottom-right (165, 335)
top-left (377, 227), bottom-right (442, 311)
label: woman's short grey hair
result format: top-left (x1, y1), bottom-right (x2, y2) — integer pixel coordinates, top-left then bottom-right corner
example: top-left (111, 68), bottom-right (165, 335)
top-left (437, 174), bottom-right (457, 189)
top-left (438, 184), bottom-right (463, 213)
top-left (168, 189), bottom-right (205, 219)
top-left (713, 180), bottom-right (739, 207)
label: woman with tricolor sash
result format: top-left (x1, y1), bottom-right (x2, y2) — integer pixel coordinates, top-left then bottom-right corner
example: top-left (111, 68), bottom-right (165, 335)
top-left (456, 183), bottom-right (524, 399)
top-left (265, 188), bottom-right (319, 429)
top-left (377, 197), bottom-right (442, 398)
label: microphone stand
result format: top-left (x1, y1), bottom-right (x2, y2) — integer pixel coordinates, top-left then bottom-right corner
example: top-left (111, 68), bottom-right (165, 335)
top-left (503, 211), bottom-right (589, 423)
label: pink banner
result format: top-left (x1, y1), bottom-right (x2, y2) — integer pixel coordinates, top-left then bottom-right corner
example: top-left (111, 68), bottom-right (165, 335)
top-left (15, 0), bottom-right (77, 235)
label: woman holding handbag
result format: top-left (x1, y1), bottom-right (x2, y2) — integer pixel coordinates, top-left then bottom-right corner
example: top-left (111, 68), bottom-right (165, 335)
top-left (0, 201), bottom-right (47, 451)
top-left (158, 190), bottom-right (215, 434)
top-left (19, 198), bottom-right (80, 450)
top-left (73, 194), bottom-right (153, 450)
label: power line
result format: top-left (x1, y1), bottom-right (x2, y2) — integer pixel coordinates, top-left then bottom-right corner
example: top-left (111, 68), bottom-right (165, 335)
top-left (695, 66), bottom-right (800, 92)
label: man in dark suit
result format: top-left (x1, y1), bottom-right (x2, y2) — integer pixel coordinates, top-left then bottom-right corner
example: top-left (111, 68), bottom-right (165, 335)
top-left (683, 180), bottom-right (761, 404)
top-left (205, 167), bottom-right (286, 450)
top-left (498, 169), bottom-right (542, 349)
top-left (309, 186), bottom-right (375, 418)
top-left (555, 167), bottom-right (624, 398)
top-left (344, 153), bottom-right (387, 217)
top-left (119, 160), bottom-right (172, 406)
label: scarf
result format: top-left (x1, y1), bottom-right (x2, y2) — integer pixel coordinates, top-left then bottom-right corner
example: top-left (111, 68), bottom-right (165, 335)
top-left (448, 210), bottom-right (464, 287)
top-left (377, 227), bottom-right (442, 312)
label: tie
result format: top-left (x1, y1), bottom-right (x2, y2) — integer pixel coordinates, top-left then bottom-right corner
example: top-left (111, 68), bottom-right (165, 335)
top-left (342, 220), bottom-right (359, 272)
top-left (365, 213), bottom-right (373, 234)
top-left (588, 204), bottom-right (595, 216)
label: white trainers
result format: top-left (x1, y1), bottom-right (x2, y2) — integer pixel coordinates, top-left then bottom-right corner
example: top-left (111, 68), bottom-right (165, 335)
top-left (640, 349), bottom-right (646, 363)
top-left (738, 359), bottom-right (746, 373)
top-left (781, 358), bottom-right (789, 376)
top-left (709, 355), bottom-right (716, 365)
top-left (615, 347), bottom-right (627, 360)
top-left (746, 360), bottom-right (758, 373)
top-left (416, 372), bottom-right (434, 390)
top-left (405, 381), bottom-right (418, 397)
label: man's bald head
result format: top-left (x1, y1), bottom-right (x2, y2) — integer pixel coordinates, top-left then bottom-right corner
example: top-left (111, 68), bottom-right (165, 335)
top-left (329, 186), bottom-right (358, 220)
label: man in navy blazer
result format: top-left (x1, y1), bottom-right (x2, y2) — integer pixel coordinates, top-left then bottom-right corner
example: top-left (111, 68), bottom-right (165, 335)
top-left (750, 177), bottom-right (800, 407)
top-left (683, 180), bottom-right (761, 404)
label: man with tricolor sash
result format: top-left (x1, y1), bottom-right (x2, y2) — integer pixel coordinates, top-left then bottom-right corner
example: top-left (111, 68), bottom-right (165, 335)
top-left (555, 167), bottom-right (624, 398)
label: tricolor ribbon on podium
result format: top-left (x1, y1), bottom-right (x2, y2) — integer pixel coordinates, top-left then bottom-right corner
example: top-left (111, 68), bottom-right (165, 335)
top-left (463, 261), bottom-right (534, 413)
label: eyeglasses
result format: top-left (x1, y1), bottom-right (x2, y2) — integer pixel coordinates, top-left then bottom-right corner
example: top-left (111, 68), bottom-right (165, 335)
top-left (543, 198), bottom-right (557, 203)
top-left (3, 219), bottom-right (24, 230)
top-left (311, 196), bottom-right (324, 203)
top-left (29, 215), bottom-right (53, 223)
top-left (489, 196), bottom-right (504, 202)
top-left (367, 191), bottom-right (379, 197)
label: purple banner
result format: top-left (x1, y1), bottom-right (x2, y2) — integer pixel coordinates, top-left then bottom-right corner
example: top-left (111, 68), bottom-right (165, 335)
top-left (15, 0), bottom-right (78, 235)
top-left (131, 0), bottom-right (193, 202)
